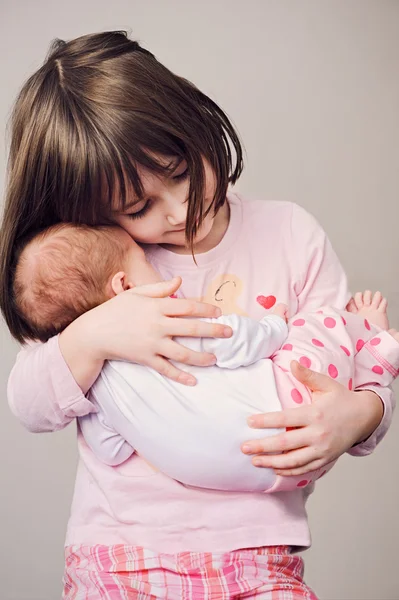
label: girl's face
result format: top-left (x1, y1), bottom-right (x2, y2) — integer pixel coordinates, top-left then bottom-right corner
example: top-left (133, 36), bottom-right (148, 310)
top-left (112, 155), bottom-right (218, 250)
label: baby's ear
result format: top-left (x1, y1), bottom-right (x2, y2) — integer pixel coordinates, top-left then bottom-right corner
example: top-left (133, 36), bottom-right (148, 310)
top-left (111, 271), bottom-right (133, 295)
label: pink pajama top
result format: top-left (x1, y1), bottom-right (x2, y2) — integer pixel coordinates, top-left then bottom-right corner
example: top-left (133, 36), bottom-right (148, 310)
top-left (8, 195), bottom-right (395, 553)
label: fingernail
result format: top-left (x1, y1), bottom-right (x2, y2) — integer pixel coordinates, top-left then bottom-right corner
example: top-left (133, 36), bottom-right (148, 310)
top-left (247, 417), bottom-right (255, 427)
top-left (209, 356), bottom-right (217, 365)
top-left (253, 459), bottom-right (262, 467)
top-left (185, 377), bottom-right (196, 386)
top-left (242, 444), bottom-right (252, 454)
top-left (215, 307), bottom-right (222, 317)
top-left (224, 327), bottom-right (232, 337)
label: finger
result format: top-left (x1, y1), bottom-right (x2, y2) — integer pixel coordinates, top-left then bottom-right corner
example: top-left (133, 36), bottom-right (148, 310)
top-left (161, 339), bottom-right (217, 367)
top-left (354, 291), bottom-right (364, 310)
top-left (346, 298), bottom-right (357, 313)
top-left (149, 355), bottom-right (197, 386)
top-left (290, 361), bottom-right (338, 393)
top-left (242, 427), bottom-right (308, 455)
top-left (274, 460), bottom-right (326, 477)
top-left (363, 290), bottom-right (372, 306)
top-left (164, 316), bottom-right (232, 339)
top-left (131, 277), bottom-right (182, 298)
top-left (252, 446), bottom-right (317, 470)
top-left (247, 405), bottom-right (314, 430)
top-left (160, 298), bottom-right (222, 319)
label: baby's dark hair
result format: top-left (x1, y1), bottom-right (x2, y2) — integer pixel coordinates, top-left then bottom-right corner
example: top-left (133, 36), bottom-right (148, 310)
top-left (13, 224), bottom-right (127, 342)
top-left (0, 30), bottom-right (243, 343)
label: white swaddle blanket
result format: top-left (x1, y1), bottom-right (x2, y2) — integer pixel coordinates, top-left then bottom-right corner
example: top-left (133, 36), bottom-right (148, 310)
top-left (81, 314), bottom-right (287, 492)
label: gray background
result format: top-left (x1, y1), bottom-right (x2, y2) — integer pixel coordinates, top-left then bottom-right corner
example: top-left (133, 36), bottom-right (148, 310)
top-left (1, 1), bottom-right (398, 599)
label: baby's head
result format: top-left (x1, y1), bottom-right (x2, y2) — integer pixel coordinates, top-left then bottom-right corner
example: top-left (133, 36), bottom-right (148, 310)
top-left (13, 223), bottom-right (160, 342)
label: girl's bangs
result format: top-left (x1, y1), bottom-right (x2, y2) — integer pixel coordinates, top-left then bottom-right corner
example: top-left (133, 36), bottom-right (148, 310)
top-left (96, 128), bottom-right (194, 219)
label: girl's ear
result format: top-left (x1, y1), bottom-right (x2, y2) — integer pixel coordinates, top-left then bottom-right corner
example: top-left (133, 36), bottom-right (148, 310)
top-left (111, 271), bottom-right (134, 295)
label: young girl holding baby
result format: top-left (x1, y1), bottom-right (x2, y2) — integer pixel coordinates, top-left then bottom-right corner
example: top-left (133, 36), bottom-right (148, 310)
top-left (0, 31), bottom-right (394, 599)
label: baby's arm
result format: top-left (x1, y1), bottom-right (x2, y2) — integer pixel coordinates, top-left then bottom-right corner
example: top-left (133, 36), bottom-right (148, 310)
top-left (79, 404), bottom-right (134, 466)
top-left (202, 313), bottom-right (288, 369)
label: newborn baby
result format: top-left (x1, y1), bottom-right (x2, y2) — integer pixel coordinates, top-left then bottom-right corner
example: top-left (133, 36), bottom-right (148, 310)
top-left (14, 223), bottom-right (399, 492)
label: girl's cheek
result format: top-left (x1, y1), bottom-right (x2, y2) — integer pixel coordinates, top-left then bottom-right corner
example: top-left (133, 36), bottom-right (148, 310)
top-left (121, 220), bottom-right (164, 244)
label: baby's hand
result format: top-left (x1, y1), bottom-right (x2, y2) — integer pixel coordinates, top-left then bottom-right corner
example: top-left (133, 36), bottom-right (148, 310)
top-left (272, 303), bottom-right (289, 323)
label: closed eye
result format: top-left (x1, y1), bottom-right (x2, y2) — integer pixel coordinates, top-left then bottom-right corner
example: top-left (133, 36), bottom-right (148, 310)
top-left (172, 167), bottom-right (189, 181)
top-left (125, 165), bottom-right (188, 220)
top-left (126, 200), bottom-right (152, 220)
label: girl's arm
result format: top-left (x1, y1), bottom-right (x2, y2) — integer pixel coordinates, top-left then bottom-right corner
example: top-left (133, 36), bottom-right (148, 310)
top-left (289, 203), bottom-right (394, 455)
top-left (8, 336), bottom-right (94, 432)
top-left (242, 204), bottom-right (394, 472)
top-left (8, 278), bottom-right (231, 433)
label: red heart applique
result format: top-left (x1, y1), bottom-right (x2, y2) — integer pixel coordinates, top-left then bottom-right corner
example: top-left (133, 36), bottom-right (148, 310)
top-left (256, 295), bottom-right (276, 310)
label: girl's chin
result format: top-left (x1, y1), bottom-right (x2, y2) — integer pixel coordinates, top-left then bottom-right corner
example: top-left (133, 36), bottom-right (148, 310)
top-left (165, 226), bottom-right (211, 247)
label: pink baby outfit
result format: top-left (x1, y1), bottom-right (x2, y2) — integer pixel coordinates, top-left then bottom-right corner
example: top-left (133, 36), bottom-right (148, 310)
top-left (269, 307), bottom-right (399, 491)
top-left (7, 194), bottom-right (395, 597)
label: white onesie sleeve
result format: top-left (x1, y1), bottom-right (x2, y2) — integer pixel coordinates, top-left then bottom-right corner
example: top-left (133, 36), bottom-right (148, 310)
top-left (79, 406), bottom-right (135, 466)
top-left (202, 314), bottom-right (288, 369)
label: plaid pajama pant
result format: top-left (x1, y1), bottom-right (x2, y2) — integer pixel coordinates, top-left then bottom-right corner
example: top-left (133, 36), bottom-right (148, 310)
top-left (63, 544), bottom-right (318, 599)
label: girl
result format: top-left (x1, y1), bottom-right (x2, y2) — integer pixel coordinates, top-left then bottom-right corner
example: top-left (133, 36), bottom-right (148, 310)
top-left (0, 31), bottom-right (393, 599)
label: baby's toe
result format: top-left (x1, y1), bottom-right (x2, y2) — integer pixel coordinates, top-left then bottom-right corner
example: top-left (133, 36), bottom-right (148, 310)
top-left (371, 291), bottom-right (382, 308)
top-left (346, 298), bottom-right (358, 314)
top-left (379, 297), bottom-right (388, 313)
top-left (354, 292), bottom-right (364, 310)
top-left (363, 290), bottom-right (372, 306)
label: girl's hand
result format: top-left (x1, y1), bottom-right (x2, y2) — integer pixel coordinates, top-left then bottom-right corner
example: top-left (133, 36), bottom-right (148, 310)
top-left (241, 360), bottom-right (384, 476)
top-left (60, 277), bottom-right (232, 393)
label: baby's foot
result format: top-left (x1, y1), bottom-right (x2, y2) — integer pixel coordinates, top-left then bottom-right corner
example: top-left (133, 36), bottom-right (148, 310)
top-left (388, 329), bottom-right (399, 344)
top-left (346, 291), bottom-right (389, 330)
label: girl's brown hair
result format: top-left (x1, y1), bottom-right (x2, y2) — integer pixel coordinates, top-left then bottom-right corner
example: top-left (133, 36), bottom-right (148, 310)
top-left (0, 31), bottom-right (243, 343)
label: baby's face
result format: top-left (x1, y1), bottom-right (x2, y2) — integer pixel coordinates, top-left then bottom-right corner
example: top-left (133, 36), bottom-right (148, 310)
top-left (116, 229), bottom-right (162, 288)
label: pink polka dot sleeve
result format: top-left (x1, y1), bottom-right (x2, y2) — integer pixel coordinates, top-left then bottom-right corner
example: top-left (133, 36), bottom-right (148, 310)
top-left (348, 330), bottom-right (397, 457)
top-left (290, 203), bottom-right (395, 456)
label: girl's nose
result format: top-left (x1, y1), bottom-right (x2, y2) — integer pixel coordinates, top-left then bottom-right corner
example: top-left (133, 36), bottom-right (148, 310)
top-left (166, 199), bottom-right (187, 228)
